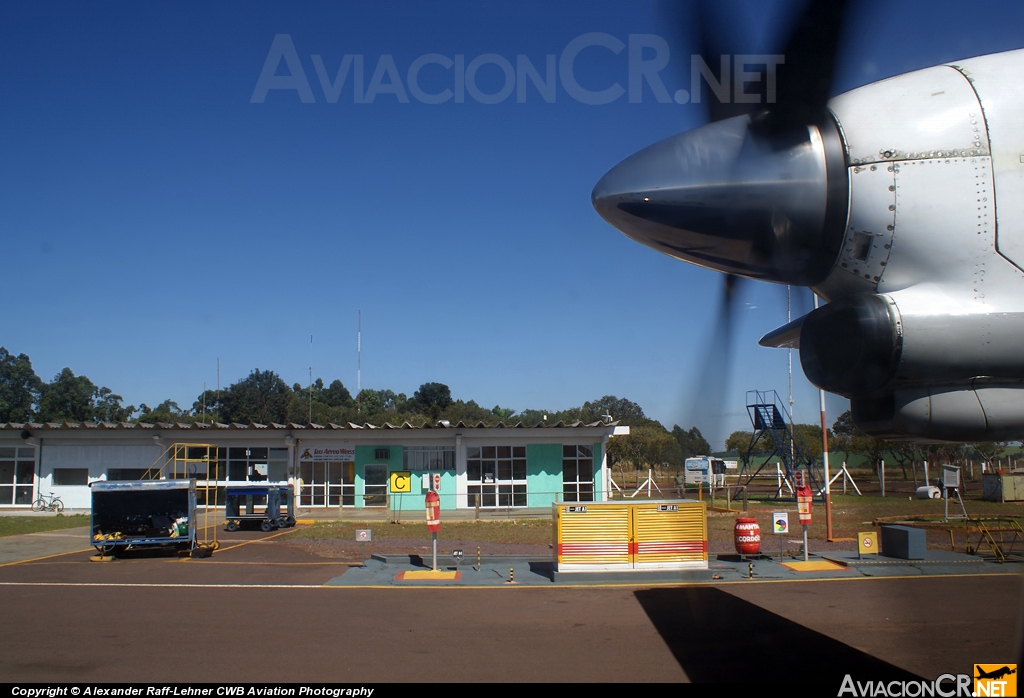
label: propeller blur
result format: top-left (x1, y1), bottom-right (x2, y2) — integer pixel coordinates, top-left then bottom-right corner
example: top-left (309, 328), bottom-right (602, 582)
top-left (593, 5), bottom-right (1024, 441)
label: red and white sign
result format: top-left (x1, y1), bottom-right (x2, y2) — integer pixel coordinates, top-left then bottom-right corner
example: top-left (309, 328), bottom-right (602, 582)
top-left (432, 473), bottom-right (441, 491)
top-left (425, 490), bottom-right (440, 533)
top-left (796, 486), bottom-right (813, 524)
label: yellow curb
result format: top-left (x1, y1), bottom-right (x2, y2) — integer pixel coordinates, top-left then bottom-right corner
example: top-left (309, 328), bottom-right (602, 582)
top-left (396, 570), bottom-right (461, 580)
top-left (780, 560), bottom-right (848, 572)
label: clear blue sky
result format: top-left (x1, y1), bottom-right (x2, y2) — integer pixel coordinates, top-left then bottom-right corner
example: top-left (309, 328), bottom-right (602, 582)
top-left (3, 1), bottom-right (1023, 448)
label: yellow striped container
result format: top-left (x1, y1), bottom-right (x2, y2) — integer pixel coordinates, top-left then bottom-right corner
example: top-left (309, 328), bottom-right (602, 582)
top-left (553, 500), bottom-right (707, 572)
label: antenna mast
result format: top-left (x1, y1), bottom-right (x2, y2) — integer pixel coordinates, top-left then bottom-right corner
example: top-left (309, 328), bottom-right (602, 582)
top-left (309, 333), bottom-right (313, 424)
top-left (357, 310), bottom-right (362, 413)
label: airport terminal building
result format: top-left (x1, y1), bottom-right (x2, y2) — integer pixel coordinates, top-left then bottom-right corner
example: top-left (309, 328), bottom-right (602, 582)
top-left (0, 419), bottom-right (628, 511)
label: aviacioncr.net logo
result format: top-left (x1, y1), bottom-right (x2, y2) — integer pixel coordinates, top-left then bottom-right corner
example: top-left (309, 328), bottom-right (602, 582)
top-left (838, 674), bottom-right (973, 697)
top-left (975, 665), bottom-right (1017, 697)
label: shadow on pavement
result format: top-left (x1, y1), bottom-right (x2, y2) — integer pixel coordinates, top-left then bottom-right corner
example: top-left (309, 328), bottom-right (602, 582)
top-left (634, 587), bottom-right (921, 684)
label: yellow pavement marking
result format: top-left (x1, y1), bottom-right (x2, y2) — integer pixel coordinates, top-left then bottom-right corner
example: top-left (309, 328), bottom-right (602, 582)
top-left (0, 548), bottom-right (94, 567)
top-left (780, 560), bottom-right (849, 572)
top-left (212, 527), bottom-right (296, 552)
top-left (396, 570), bottom-right (462, 580)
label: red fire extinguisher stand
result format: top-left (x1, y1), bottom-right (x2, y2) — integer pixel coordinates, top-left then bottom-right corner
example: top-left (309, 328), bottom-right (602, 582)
top-left (425, 489), bottom-right (440, 571)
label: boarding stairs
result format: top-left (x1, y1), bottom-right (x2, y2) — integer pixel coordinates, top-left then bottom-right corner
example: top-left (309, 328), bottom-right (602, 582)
top-left (738, 390), bottom-right (824, 500)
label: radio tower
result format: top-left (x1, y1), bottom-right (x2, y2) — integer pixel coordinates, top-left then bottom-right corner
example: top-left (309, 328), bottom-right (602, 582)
top-left (356, 310), bottom-right (362, 414)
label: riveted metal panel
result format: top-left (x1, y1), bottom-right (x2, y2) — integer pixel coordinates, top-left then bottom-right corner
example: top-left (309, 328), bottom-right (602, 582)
top-left (879, 157), bottom-right (993, 293)
top-left (950, 50), bottom-right (1024, 274)
top-left (832, 164), bottom-right (897, 291)
top-left (829, 65), bottom-right (988, 166)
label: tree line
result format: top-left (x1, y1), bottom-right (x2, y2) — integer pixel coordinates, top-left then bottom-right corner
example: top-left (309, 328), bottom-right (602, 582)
top-left (4, 347), bottom-right (1009, 471)
top-left (0, 348), bottom-right (717, 467)
top-left (723, 409), bottom-right (1009, 479)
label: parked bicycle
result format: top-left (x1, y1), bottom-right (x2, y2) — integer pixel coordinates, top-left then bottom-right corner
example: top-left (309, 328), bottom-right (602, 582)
top-left (32, 492), bottom-right (64, 513)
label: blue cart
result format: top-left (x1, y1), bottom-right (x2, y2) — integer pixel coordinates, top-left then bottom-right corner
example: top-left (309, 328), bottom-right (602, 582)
top-left (224, 484), bottom-right (295, 532)
top-left (91, 479), bottom-right (196, 554)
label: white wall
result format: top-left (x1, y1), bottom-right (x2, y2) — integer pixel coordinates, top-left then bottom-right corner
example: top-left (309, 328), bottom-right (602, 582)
top-left (40, 443), bottom-right (164, 509)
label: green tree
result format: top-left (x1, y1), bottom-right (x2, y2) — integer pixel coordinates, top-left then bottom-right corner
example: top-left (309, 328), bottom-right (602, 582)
top-left (219, 369), bottom-right (292, 424)
top-left (515, 409), bottom-right (552, 425)
top-left (833, 410), bottom-right (887, 474)
top-left (413, 382), bottom-right (453, 419)
top-left (356, 388), bottom-right (383, 416)
top-left (725, 430), bottom-right (771, 455)
top-left (37, 368), bottom-right (98, 422)
top-left (602, 423), bottom-right (675, 472)
top-left (139, 399), bottom-right (191, 423)
top-left (889, 441), bottom-right (924, 485)
top-left (970, 442), bottom-right (1006, 466)
top-left (576, 396), bottom-right (652, 426)
top-left (794, 423), bottom-right (830, 464)
top-left (192, 389), bottom-right (223, 422)
top-left (671, 425), bottom-right (711, 459)
top-left (323, 379), bottom-right (354, 408)
top-left (441, 399), bottom-right (492, 424)
top-left (492, 405), bottom-right (515, 421)
top-left (607, 424), bottom-right (675, 471)
top-left (94, 386), bottom-right (134, 423)
top-left (0, 348), bottom-right (42, 423)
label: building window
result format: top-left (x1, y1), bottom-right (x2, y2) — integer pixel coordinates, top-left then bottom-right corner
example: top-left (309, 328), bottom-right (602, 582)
top-left (107, 469), bottom-right (150, 481)
top-left (223, 447), bottom-right (287, 482)
top-left (467, 445), bottom-right (526, 507)
top-left (53, 468), bottom-right (89, 486)
top-left (562, 445), bottom-right (594, 502)
top-left (0, 446), bottom-right (35, 505)
top-left (403, 446), bottom-right (455, 471)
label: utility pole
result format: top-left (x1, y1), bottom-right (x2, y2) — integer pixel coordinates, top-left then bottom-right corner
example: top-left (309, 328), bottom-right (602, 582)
top-left (357, 310), bottom-right (362, 414)
top-left (814, 294), bottom-right (834, 541)
top-left (308, 333), bottom-right (313, 424)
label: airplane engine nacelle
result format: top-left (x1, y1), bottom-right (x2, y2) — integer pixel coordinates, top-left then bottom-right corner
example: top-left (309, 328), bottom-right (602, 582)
top-left (852, 385), bottom-right (1024, 442)
top-left (799, 290), bottom-right (1024, 439)
top-left (799, 294), bottom-right (901, 397)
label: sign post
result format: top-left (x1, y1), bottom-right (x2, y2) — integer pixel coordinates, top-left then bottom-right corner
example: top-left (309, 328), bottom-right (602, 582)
top-left (425, 490), bottom-right (440, 571)
top-left (857, 532), bottom-right (876, 560)
top-left (795, 468), bottom-right (813, 562)
top-left (772, 511), bottom-right (789, 559)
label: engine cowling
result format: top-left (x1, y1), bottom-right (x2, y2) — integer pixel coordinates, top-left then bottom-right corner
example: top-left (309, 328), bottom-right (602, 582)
top-left (798, 294), bottom-right (901, 397)
top-left (795, 291), bottom-right (1024, 439)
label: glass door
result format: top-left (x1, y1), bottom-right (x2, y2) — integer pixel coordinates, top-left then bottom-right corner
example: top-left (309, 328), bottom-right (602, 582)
top-left (300, 461), bottom-right (355, 506)
top-left (467, 446), bottom-right (527, 508)
top-left (0, 447), bottom-right (35, 506)
top-left (363, 464), bottom-right (388, 507)
top-left (330, 462), bottom-right (355, 506)
top-left (299, 462), bottom-right (322, 506)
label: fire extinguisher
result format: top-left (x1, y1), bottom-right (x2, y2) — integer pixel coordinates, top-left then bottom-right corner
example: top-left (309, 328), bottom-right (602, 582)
top-left (425, 490), bottom-right (440, 533)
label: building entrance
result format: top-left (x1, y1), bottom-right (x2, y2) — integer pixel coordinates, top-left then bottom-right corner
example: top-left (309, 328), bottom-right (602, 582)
top-left (299, 461), bottom-right (355, 506)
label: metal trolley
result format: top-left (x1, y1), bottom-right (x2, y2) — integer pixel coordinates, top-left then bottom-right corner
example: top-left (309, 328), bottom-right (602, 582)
top-left (91, 480), bottom-right (197, 554)
top-left (224, 484), bottom-right (296, 532)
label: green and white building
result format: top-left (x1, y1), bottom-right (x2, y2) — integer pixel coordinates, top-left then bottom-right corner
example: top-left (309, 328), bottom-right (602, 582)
top-left (0, 419), bottom-right (628, 511)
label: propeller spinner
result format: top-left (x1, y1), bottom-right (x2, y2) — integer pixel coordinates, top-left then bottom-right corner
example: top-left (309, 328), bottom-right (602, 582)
top-left (591, 113), bottom-right (849, 285)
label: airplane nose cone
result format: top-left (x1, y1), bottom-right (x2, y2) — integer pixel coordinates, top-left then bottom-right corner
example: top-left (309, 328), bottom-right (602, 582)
top-left (592, 115), bottom-right (848, 285)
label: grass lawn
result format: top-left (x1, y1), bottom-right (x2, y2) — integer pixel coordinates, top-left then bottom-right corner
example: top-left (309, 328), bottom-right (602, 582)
top-left (708, 493), bottom-right (1024, 549)
top-left (0, 515), bottom-right (91, 538)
